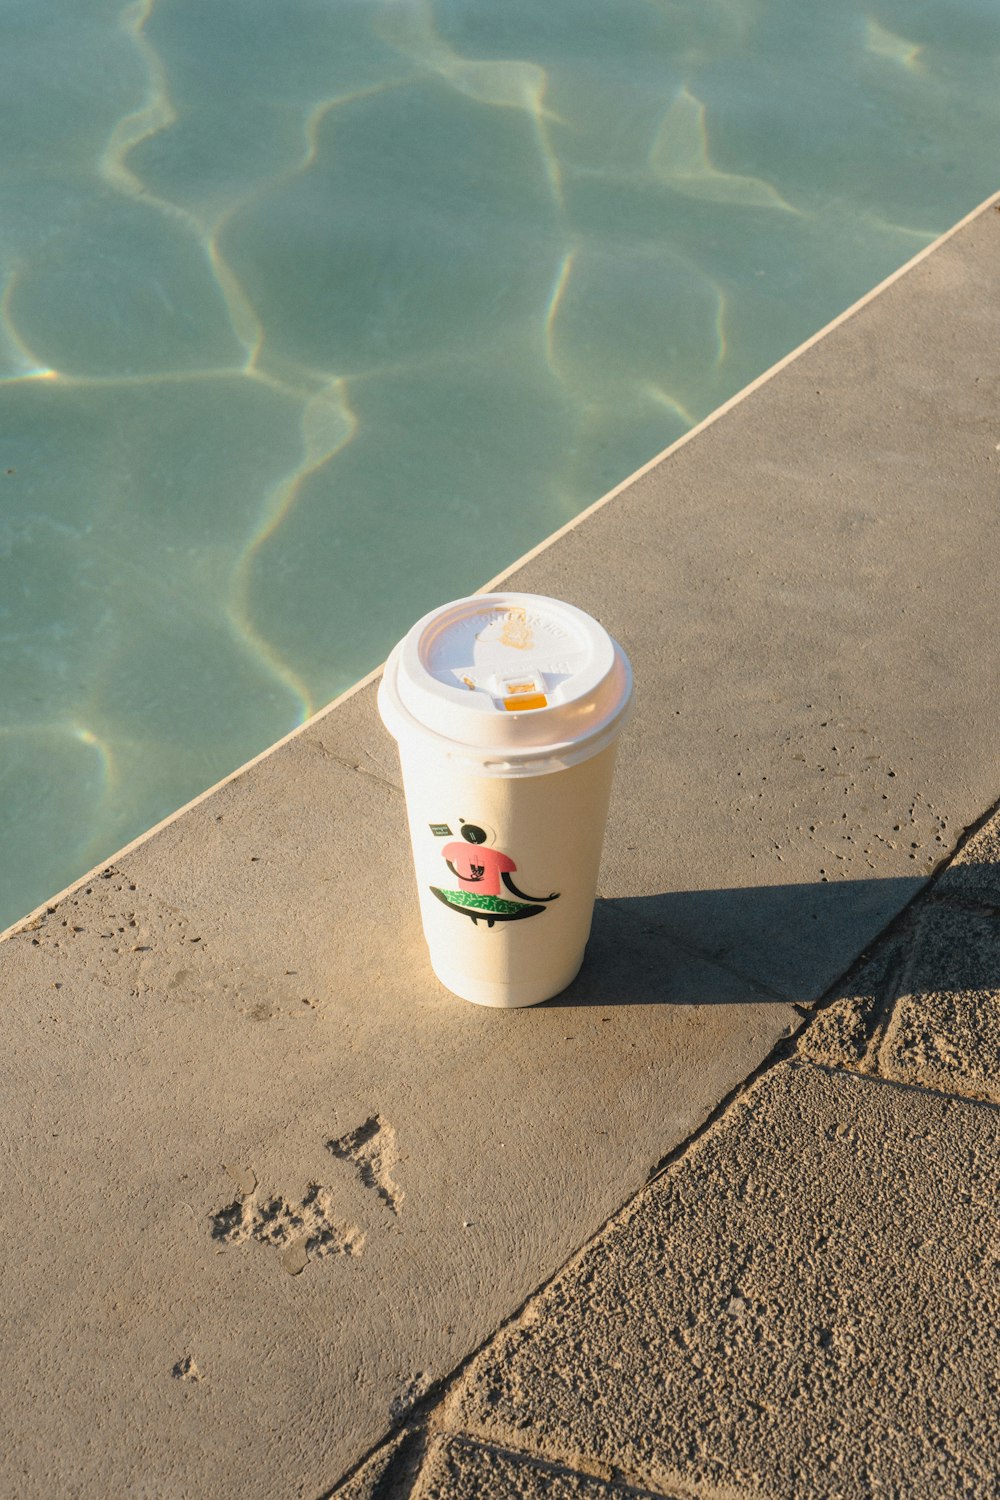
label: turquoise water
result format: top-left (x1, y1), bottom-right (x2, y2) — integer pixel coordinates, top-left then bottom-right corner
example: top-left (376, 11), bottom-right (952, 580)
top-left (2, 0), bottom-right (999, 929)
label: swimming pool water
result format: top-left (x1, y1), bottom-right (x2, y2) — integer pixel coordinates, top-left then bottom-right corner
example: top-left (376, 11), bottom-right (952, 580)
top-left (2, 0), bottom-right (999, 929)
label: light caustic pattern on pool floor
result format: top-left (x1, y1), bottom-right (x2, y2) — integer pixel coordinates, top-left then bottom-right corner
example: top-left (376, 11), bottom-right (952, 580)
top-left (2, 0), bottom-right (999, 927)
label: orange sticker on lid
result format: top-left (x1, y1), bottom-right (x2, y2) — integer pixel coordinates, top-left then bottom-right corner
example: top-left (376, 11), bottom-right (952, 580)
top-left (502, 693), bottom-right (548, 712)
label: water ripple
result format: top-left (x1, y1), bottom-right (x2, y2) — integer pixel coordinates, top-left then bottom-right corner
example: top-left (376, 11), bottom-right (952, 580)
top-left (100, 0), bottom-right (176, 198)
top-left (865, 18), bottom-right (925, 74)
top-left (100, 0), bottom-right (273, 373)
top-left (0, 268), bottom-right (61, 382)
top-left (542, 247), bottom-right (576, 373)
top-left (225, 379), bottom-right (360, 721)
top-left (641, 382), bottom-right (697, 428)
top-left (650, 85), bottom-right (801, 213)
top-left (83, 0), bottom-right (383, 719)
top-left (376, 0), bottom-right (565, 207)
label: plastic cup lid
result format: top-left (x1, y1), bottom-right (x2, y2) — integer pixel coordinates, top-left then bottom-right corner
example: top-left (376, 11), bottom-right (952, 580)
top-left (378, 593), bottom-right (633, 771)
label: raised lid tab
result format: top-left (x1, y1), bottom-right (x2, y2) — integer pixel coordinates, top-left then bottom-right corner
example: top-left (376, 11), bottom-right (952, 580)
top-left (421, 598), bottom-right (591, 710)
top-left (378, 593), bottom-right (633, 773)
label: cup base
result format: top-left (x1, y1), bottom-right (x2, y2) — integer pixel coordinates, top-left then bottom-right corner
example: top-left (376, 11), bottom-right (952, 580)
top-left (431, 951), bottom-right (585, 1008)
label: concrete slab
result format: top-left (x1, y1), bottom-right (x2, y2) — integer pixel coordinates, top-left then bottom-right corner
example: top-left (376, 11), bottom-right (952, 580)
top-left (442, 1063), bottom-right (1000, 1499)
top-left (1, 688), bottom-right (792, 1499)
top-left (4, 192), bottom-right (1000, 1495)
top-left (935, 805), bottom-right (1000, 909)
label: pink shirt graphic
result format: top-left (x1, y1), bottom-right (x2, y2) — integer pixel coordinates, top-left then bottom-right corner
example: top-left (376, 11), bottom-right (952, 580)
top-left (443, 841), bottom-right (516, 897)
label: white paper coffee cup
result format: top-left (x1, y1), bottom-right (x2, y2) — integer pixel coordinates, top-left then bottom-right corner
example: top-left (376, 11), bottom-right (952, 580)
top-left (377, 593), bottom-right (633, 1007)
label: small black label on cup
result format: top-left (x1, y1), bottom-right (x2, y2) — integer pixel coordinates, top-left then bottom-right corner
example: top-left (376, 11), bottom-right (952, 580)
top-left (429, 823), bottom-right (452, 837)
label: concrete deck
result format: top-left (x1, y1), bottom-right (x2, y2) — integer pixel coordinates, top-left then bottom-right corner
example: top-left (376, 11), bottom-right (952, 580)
top-left (3, 191), bottom-right (999, 1498)
top-left (348, 805), bottom-right (1000, 1497)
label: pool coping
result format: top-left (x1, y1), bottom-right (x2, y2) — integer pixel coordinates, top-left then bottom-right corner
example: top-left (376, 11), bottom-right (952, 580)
top-left (6, 185), bottom-right (998, 947)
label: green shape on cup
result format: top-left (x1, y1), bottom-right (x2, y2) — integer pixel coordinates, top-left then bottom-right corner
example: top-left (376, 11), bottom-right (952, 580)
top-left (430, 887), bottom-right (544, 923)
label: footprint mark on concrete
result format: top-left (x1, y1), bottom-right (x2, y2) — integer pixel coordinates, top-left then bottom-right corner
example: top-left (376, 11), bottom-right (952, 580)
top-left (210, 1180), bottom-right (365, 1275)
top-left (328, 1114), bottom-right (404, 1214)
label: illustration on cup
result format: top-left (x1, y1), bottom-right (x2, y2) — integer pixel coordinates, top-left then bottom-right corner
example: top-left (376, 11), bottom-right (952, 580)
top-left (428, 820), bottom-right (560, 927)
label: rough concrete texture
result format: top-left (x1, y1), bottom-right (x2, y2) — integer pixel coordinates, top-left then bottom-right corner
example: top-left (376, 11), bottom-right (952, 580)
top-left (4, 196), bottom-right (1000, 1495)
top-left (332, 1430), bottom-right (410, 1500)
top-left (795, 817), bottom-right (1000, 1104)
top-left (934, 804), bottom-right (1000, 909)
top-left (443, 1063), bottom-right (1000, 1499)
top-left (410, 1434), bottom-right (670, 1500)
top-left (874, 901), bottom-right (1000, 1103)
top-left (794, 929), bottom-right (908, 1071)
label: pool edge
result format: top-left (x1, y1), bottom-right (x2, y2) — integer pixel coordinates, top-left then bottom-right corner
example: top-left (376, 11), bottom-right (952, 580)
top-left (5, 182), bottom-right (1000, 945)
